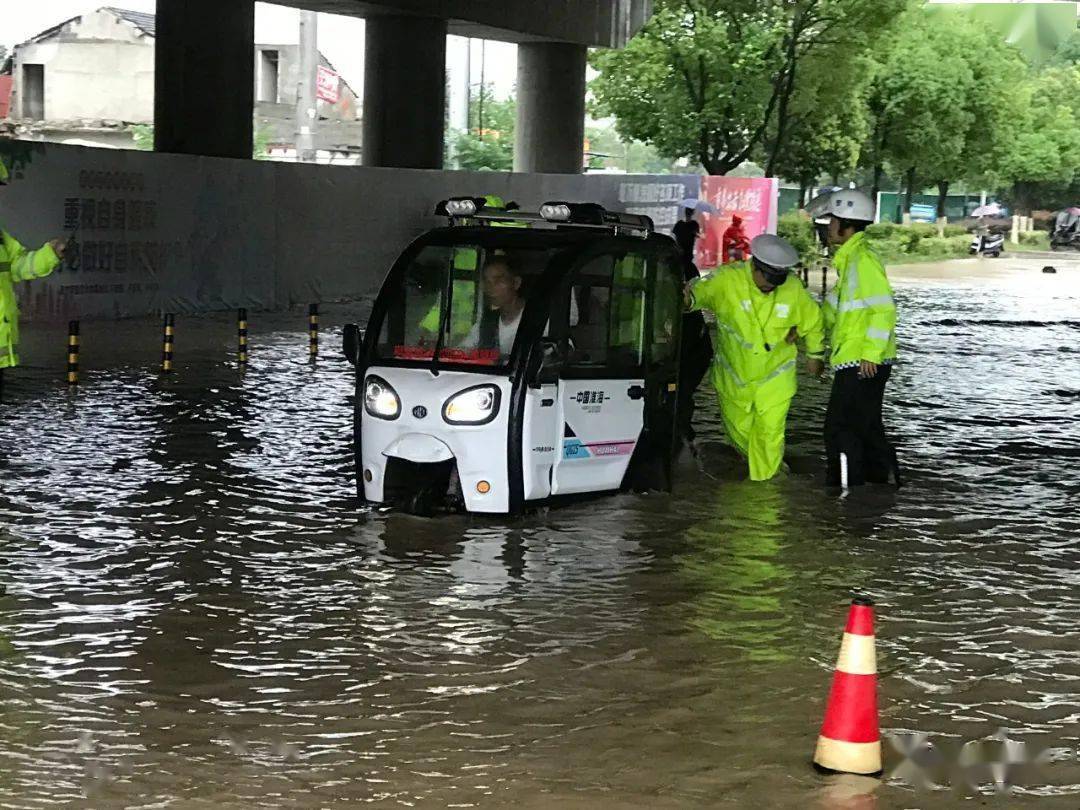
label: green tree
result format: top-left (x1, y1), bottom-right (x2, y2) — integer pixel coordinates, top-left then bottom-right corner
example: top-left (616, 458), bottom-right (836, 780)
top-left (450, 84), bottom-right (515, 171)
top-left (861, 13), bottom-right (978, 213)
top-left (997, 66), bottom-right (1080, 212)
top-left (590, 0), bottom-right (905, 176)
top-left (766, 51), bottom-right (872, 200)
top-left (921, 19), bottom-right (1028, 217)
top-left (130, 124), bottom-right (273, 159)
top-left (585, 125), bottom-right (687, 174)
top-left (130, 123), bottom-right (154, 151)
top-left (1048, 23), bottom-right (1080, 66)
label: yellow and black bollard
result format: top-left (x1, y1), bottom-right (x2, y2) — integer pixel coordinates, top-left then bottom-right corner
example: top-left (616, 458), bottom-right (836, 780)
top-left (161, 313), bottom-right (175, 373)
top-left (308, 304), bottom-right (319, 359)
top-left (67, 320), bottom-right (80, 386)
top-left (238, 308), bottom-right (249, 368)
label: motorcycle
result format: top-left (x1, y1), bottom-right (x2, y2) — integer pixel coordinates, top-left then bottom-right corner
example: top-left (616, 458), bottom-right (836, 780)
top-left (969, 230), bottom-right (1004, 257)
top-left (1050, 207), bottom-right (1080, 252)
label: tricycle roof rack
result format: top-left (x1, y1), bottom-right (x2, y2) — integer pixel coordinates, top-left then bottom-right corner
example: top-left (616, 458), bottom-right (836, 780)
top-left (434, 197), bottom-right (654, 239)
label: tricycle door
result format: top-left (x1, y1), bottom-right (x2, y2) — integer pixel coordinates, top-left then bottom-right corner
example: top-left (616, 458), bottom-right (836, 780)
top-left (519, 375), bottom-right (560, 502)
top-left (550, 250), bottom-right (649, 496)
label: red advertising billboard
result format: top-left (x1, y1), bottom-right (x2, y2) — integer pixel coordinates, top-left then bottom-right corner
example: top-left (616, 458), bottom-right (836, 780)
top-left (0, 76), bottom-right (13, 120)
top-left (695, 177), bottom-right (779, 270)
top-left (316, 66), bottom-right (340, 104)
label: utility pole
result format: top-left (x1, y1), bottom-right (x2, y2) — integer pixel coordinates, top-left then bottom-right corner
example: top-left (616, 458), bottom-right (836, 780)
top-left (477, 40), bottom-right (486, 137)
top-left (295, 10), bottom-right (318, 163)
top-left (464, 38), bottom-right (472, 131)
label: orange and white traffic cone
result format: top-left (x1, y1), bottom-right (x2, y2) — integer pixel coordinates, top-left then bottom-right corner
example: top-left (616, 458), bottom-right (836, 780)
top-left (813, 596), bottom-right (882, 776)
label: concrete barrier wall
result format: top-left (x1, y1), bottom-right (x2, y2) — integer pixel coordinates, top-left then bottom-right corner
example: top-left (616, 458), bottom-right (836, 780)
top-left (0, 142), bottom-right (698, 321)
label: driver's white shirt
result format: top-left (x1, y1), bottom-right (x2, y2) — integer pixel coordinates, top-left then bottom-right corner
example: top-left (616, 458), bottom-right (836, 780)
top-left (461, 309), bottom-right (523, 356)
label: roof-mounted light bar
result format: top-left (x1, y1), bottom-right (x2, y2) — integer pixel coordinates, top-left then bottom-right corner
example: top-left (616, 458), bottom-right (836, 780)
top-left (539, 203), bottom-right (571, 222)
top-left (540, 201), bottom-right (654, 236)
top-left (434, 196), bottom-right (522, 218)
top-left (435, 197), bottom-right (654, 238)
top-left (435, 196), bottom-right (482, 218)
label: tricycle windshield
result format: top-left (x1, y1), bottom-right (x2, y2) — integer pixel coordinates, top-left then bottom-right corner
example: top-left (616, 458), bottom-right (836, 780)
top-left (374, 242), bottom-right (558, 368)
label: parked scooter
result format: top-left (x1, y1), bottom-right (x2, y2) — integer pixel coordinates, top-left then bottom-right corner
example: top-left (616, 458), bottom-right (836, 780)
top-left (1050, 207), bottom-right (1080, 252)
top-left (969, 229), bottom-right (1005, 257)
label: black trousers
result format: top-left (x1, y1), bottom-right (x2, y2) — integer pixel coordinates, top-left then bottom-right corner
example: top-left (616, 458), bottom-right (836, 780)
top-left (677, 312), bottom-right (713, 445)
top-left (825, 365), bottom-right (897, 486)
top-left (677, 259), bottom-right (713, 447)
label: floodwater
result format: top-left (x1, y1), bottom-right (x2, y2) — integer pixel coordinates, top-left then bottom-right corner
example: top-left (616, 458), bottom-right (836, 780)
top-left (0, 256), bottom-right (1079, 808)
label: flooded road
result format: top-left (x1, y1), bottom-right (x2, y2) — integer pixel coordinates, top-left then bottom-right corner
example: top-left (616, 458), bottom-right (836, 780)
top-left (1, 256), bottom-right (1079, 808)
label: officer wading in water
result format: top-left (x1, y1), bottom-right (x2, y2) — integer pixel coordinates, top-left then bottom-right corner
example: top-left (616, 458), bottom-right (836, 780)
top-left (686, 234), bottom-right (825, 481)
top-left (810, 189), bottom-right (901, 487)
top-left (0, 159), bottom-right (67, 402)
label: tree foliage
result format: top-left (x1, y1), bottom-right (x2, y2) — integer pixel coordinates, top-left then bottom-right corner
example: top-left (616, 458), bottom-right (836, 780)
top-left (130, 124), bottom-right (273, 159)
top-left (1049, 24), bottom-right (1080, 67)
top-left (585, 125), bottom-right (686, 174)
top-left (861, 12), bottom-right (1030, 213)
top-left (590, 0), bottom-right (906, 175)
top-left (765, 50), bottom-right (871, 194)
top-left (450, 84), bottom-right (515, 171)
top-left (997, 66), bottom-right (1080, 211)
top-left (591, 0), bottom-right (1080, 213)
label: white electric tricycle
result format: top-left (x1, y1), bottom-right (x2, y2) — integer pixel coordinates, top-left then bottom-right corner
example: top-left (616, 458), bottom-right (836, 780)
top-left (343, 198), bottom-right (686, 515)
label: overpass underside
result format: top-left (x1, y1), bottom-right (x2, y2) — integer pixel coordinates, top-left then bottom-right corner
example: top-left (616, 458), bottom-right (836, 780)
top-left (154, 0), bottom-right (651, 173)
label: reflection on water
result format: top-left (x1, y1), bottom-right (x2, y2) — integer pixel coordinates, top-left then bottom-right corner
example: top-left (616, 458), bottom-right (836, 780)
top-left (0, 260), bottom-right (1079, 807)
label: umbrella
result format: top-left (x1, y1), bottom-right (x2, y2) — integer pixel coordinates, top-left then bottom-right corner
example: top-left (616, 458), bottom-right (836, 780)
top-left (679, 198), bottom-right (718, 214)
top-left (972, 203), bottom-right (1003, 218)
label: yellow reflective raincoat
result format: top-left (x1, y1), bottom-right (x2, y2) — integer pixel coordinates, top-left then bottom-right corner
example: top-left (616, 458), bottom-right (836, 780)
top-left (0, 230), bottom-right (60, 369)
top-left (822, 232), bottom-right (897, 369)
top-left (689, 261), bottom-right (825, 480)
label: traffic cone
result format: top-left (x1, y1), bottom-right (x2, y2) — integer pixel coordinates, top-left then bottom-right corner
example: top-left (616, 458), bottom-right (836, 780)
top-left (813, 597), bottom-right (882, 776)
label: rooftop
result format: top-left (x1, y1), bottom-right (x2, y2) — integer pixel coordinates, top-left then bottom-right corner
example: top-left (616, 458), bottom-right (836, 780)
top-left (105, 7), bottom-right (156, 37)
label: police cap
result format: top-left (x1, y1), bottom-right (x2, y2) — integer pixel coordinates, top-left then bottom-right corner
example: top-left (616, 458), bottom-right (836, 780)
top-left (750, 234), bottom-right (799, 271)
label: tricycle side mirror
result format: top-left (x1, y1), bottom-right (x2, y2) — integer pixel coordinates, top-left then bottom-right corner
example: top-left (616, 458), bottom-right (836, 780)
top-left (343, 323), bottom-right (366, 366)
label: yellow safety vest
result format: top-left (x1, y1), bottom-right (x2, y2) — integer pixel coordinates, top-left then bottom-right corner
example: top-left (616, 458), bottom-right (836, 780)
top-left (822, 232), bottom-right (897, 369)
top-left (0, 230), bottom-right (60, 369)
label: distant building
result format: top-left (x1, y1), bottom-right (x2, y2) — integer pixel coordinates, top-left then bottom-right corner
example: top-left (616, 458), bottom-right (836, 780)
top-left (253, 43), bottom-right (362, 164)
top-left (0, 6), bottom-right (362, 162)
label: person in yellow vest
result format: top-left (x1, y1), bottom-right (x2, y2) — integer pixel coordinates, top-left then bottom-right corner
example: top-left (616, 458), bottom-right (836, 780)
top-left (686, 234), bottom-right (825, 481)
top-left (0, 159), bottom-right (67, 401)
top-left (809, 188), bottom-right (900, 487)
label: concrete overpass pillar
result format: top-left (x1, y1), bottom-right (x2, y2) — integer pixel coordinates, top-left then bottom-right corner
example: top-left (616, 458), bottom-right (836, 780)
top-left (154, 0), bottom-right (255, 159)
top-left (514, 43), bottom-right (587, 174)
top-left (363, 17), bottom-right (447, 169)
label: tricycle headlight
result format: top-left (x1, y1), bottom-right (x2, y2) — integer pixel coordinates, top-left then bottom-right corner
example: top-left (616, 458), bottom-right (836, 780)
top-left (364, 375), bottom-right (400, 420)
top-left (443, 385), bottom-right (500, 425)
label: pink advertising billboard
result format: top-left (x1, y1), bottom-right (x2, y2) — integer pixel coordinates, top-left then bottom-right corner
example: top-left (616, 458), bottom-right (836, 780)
top-left (694, 177), bottom-right (779, 269)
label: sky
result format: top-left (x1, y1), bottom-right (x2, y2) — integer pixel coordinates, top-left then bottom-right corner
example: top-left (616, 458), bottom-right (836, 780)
top-left (2, 1), bottom-right (519, 99)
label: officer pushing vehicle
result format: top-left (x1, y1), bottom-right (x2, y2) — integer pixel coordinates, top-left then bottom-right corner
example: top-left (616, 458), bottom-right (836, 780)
top-left (685, 234), bottom-right (826, 481)
top-left (343, 197), bottom-right (687, 515)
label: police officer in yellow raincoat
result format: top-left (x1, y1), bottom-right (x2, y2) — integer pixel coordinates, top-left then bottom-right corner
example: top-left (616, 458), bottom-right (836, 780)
top-left (809, 188), bottom-right (899, 487)
top-left (0, 159), bottom-right (66, 400)
top-left (687, 234), bottom-right (825, 480)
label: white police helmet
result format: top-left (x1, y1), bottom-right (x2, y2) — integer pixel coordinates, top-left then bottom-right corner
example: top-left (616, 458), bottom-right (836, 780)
top-left (808, 189), bottom-right (875, 223)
